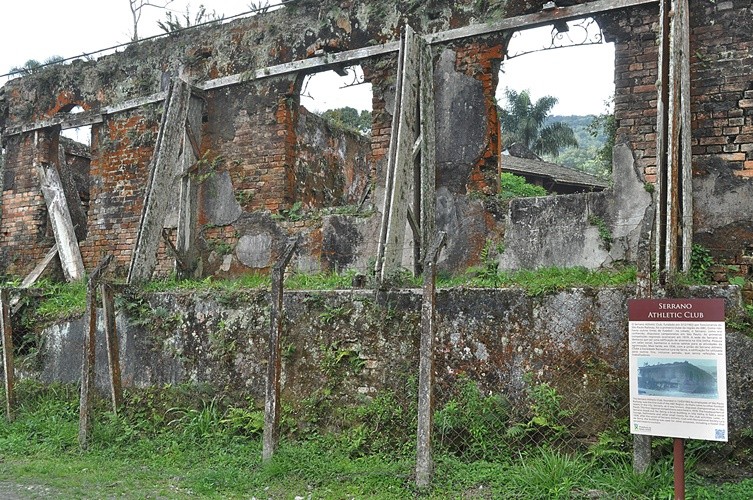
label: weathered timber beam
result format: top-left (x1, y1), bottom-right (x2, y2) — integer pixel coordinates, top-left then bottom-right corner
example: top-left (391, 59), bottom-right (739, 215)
top-left (3, 92), bottom-right (166, 136)
top-left (4, 110), bottom-right (103, 136)
top-left (101, 282), bottom-right (123, 415)
top-left (201, 42), bottom-right (399, 92)
top-left (415, 231), bottom-right (447, 489)
top-left (4, 0), bottom-right (657, 137)
top-left (426, 0), bottom-right (658, 44)
top-left (78, 255), bottom-right (113, 450)
top-left (35, 161), bottom-right (85, 282)
top-left (128, 79), bottom-right (192, 284)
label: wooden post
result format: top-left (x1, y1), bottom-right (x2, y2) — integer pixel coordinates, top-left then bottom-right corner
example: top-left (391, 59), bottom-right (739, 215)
top-left (0, 289), bottom-right (15, 421)
top-left (655, 0), bottom-right (692, 282)
top-left (56, 143), bottom-right (88, 242)
top-left (419, 40), bottom-right (437, 267)
top-left (416, 232), bottom-right (447, 489)
top-left (78, 279), bottom-right (98, 450)
top-left (35, 158), bottom-right (85, 282)
top-left (674, 438), bottom-right (686, 499)
top-left (263, 239), bottom-right (297, 461)
top-left (128, 79), bottom-right (193, 284)
top-left (376, 25), bottom-right (421, 281)
top-left (78, 255), bottom-right (112, 450)
top-left (176, 90), bottom-right (205, 279)
top-left (10, 245), bottom-right (59, 314)
top-left (101, 283), bottom-right (123, 415)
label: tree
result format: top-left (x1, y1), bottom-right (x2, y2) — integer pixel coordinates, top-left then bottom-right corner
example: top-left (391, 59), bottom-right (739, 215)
top-left (129, 0), bottom-right (175, 41)
top-left (586, 98), bottom-right (616, 178)
top-left (320, 107), bottom-right (372, 135)
top-left (498, 88), bottom-right (578, 158)
top-left (9, 56), bottom-right (64, 76)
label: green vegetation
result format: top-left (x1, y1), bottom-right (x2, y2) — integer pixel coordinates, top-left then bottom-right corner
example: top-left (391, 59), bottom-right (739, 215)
top-left (4, 265), bottom-right (639, 329)
top-left (319, 106), bottom-right (372, 135)
top-left (9, 56), bottom-right (64, 76)
top-left (689, 243), bottom-right (716, 284)
top-left (589, 215), bottom-right (614, 251)
top-left (459, 265), bottom-right (638, 295)
top-left (499, 172), bottom-right (548, 200)
top-left (157, 4), bottom-right (223, 34)
top-left (545, 105), bottom-right (616, 181)
top-left (0, 380), bottom-right (749, 498)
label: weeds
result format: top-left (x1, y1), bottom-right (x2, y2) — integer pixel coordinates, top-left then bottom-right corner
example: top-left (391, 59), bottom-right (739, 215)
top-left (0, 381), bottom-right (749, 497)
top-left (690, 244), bottom-right (715, 284)
top-left (499, 172), bottom-right (548, 200)
top-left (588, 215), bottom-right (613, 251)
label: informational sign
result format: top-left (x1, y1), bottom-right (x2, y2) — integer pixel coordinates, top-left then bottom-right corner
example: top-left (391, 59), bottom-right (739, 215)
top-left (628, 299), bottom-right (727, 442)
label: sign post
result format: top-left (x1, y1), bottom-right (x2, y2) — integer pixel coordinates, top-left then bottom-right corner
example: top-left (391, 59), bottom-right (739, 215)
top-left (628, 299), bottom-right (727, 498)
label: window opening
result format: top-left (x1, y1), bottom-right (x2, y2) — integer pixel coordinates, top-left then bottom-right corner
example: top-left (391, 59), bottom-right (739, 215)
top-left (497, 18), bottom-right (615, 194)
top-left (299, 65), bottom-right (373, 135)
top-left (293, 65), bottom-right (374, 215)
top-left (58, 105), bottom-right (92, 216)
top-left (60, 105), bottom-right (92, 147)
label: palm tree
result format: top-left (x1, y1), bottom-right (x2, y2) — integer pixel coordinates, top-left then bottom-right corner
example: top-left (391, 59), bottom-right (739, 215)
top-left (498, 88), bottom-right (578, 158)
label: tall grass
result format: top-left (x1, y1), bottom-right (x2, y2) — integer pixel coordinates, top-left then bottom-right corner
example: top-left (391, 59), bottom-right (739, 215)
top-left (0, 381), bottom-right (750, 498)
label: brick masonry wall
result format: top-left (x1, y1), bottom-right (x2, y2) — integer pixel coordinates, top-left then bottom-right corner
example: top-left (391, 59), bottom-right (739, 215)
top-left (81, 109), bottom-right (159, 275)
top-left (1, 131), bottom-right (58, 274)
top-left (600, 4), bottom-right (661, 183)
top-left (689, 0), bottom-right (753, 177)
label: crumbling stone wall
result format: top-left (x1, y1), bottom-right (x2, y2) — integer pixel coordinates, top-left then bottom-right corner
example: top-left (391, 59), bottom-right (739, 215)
top-left (37, 285), bottom-right (750, 433)
top-left (0, 0), bottom-right (752, 281)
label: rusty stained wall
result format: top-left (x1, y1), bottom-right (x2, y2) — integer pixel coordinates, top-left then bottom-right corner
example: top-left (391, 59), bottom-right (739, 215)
top-left (0, 0), bottom-right (752, 281)
top-left (38, 285), bottom-right (751, 435)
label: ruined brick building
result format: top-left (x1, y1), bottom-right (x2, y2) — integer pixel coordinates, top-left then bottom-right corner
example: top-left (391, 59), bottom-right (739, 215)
top-left (0, 0), bottom-right (751, 287)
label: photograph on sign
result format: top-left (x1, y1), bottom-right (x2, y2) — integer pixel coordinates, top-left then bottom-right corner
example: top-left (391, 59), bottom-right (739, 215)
top-left (637, 357), bottom-right (719, 399)
top-left (628, 299), bottom-right (727, 442)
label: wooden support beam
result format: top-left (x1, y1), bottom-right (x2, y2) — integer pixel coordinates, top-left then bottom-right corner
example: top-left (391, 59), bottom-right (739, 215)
top-left (655, 0), bottom-right (669, 281)
top-left (654, 0), bottom-right (691, 282)
top-left (415, 232), bottom-right (447, 489)
top-left (128, 79), bottom-right (193, 284)
top-left (407, 207), bottom-right (420, 246)
top-left (101, 283), bottom-right (122, 415)
top-left (10, 245), bottom-right (59, 313)
top-left (78, 256), bottom-right (112, 450)
top-left (57, 143), bottom-right (87, 241)
top-left (35, 151), bottom-right (85, 282)
top-left (202, 43), bottom-right (399, 92)
top-left (1, 289), bottom-right (15, 422)
top-left (375, 31), bottom-right (408, 281)
top-left (378, 25), bottom-right (421, 281)
top-left (678, 0), bottom-right (693, 272)
top-left (19, 245), bottom-right (59, 289)
top-left (176, 92), bottom-right (205, 279)
top-left (419, 39), bottom-right (438, 267)
top-left (263, 239), bottom-right (298, 462)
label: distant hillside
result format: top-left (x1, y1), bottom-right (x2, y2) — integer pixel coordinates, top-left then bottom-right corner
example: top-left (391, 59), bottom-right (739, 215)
top-left (542, 114), bottom-right (612, 180)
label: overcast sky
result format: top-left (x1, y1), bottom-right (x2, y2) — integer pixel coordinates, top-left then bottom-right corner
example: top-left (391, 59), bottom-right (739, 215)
top-left (0, 1), bottom-right (614, 116)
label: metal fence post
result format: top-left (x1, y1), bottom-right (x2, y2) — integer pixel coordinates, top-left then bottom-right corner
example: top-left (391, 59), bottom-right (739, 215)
top-left (101, 283), bottom-right (123, 415)
top-left (0, 289), bottom-right (15, 421)
top-left (263, 239), bottom-right (297, 462)
top-left (416, 232), bottom-right (447, 488)
top-left (78, 255), bottom-right (112, 450)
